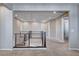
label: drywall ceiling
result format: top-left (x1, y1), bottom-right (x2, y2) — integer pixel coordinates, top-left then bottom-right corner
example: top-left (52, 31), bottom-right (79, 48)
top-left (13, 11), bottom-right (64, 22)
top-left (1, 3), bottom-right (65, 22)
top-left (2, 3), bottom-right (78, 11)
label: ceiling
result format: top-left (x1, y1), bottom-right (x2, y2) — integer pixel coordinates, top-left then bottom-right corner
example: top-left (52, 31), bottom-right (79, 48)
top-left (2, 3), bottom-right (78, 10)
top-left (13, 11), bottom-right (64, 23)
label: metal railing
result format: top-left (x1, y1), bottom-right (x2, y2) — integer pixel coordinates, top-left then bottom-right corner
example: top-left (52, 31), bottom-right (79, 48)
top-left (14, 31), bottom-right (46, 48)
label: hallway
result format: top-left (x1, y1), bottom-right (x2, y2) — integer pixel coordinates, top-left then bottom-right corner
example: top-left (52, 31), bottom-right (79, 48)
top-left (0, 40), bottom-right (79, 56)
top-left (1, 3), bottom-right (79, 56)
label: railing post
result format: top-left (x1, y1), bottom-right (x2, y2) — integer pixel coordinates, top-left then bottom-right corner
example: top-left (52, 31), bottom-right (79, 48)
top-left (41, 31), bottom-right (43, 47)
top-left (28, 31), bottom-right (32, 47)
top-left (15, 33), bottom-right (17, 47)
top-left (24, 33), bottom-right (26, 45)
top-left (43, 32), bottom-right (46, 47)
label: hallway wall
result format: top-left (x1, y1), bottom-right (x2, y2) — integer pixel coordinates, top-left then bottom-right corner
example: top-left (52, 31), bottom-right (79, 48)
top-left (13, 21), bottom-right (47, 32)
top-left (47, 16), bottom-right (64, 42)
top-left (0, 5), bottom-right (13, 49)
top-left (70, 5), bottom-right (79, 49)
top-left (50, 19), bottom-right (56, 40)
top-left (69, 5), bottom-right (79, 49)
top-left (21, 22), bottom-right (42, 31)
top-left (45, 22), bottom-right (51, 39)
top-left (13, 19), bottom-right (22, 33)
top-left (64, 17), bottom-right (69, 40)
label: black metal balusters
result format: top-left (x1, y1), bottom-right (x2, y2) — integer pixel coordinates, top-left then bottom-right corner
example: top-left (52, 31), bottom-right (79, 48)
top-left (28, 31), bottom-right (32, 47)
top-left (15, 33), bottom-right (17, 47)
top-left (41, 31), bottom-right (44, 47)
top-left (43, 32), bottom-right (46, 47)
top-left (14, 31), bottom-right (46, 48)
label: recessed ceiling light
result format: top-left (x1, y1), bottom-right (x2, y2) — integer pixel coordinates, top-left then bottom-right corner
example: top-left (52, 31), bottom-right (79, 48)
top-left (53, 11), bottom-right (56, 14)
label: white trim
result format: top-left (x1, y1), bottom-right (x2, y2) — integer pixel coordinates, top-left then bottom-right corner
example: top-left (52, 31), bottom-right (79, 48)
top-left (0, 49), bottom-right (13, 50)
top-left (61, 17), bottom-right (64, 41)
top-left (50, 38), bottom-right (64, 43)
top-left (13, 48), bottom-right (47, 50)
top-left (69, 48), bottom-right (79, 51)
top-left (47, 22), bottom-right (51, 39)
top-left (53, 39), bottom-right (64, 42)
top-left (0, 48), bottom-right (47, 50)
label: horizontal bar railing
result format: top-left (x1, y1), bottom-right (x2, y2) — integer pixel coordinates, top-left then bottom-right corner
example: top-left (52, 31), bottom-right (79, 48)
top-left (14, 31), bottom-right (46, 48)
top-left (14, 33), bottom-right (28, 47)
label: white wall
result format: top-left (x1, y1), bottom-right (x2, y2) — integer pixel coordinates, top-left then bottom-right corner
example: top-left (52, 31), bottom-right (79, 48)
top-left (56, 17), bottom-right (64, 42)
top-left (50, 20), bottom-right (56, 40)
top-left (13, 20), bottom-right (47, 32)
top-left (69, 5), bottom-right (79, 49)
top-left (13, 19), bottom-right (22, 33)
top-left (20, 22), bottom-right (46, 32)
top-left (48, 16), bottom-right (64, 42)
top-left (77, 5), bottom-right (79, 49)
top-left (46, 22), bottom-right (51, 39)
top-left (64, 17), bottom-right (69, 39)
top-left (0, 6), bottom-right (13, 49)
top-left (68, 5), bottom-right (79, 49)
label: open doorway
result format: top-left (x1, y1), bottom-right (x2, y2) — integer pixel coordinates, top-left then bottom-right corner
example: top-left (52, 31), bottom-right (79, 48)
top-left (63, 11), bottom-right (69, 48)
top-left (13, 11), bottom-right (69, 48)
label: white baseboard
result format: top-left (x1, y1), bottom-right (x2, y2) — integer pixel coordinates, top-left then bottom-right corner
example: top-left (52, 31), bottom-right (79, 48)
top-left (49, 37), bottom-right (64, 43)
top-left (1, 48), bottom-right (79, 51)
top-left (0, 49), bottom-right (13, 50)
top-left (0, 48), bottom-right (47, 50)
top-left (13, 48), bottom-right (47, 50)
top-left (69, 48), bottom-right (79, 51)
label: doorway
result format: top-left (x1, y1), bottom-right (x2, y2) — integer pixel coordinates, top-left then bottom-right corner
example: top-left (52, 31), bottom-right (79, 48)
top-left (13, 11), bottom-right (69, 48)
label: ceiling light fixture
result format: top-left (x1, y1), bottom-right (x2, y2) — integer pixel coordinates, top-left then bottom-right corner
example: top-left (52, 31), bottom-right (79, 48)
top-left (53, 11), bottom-right (56, 14)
